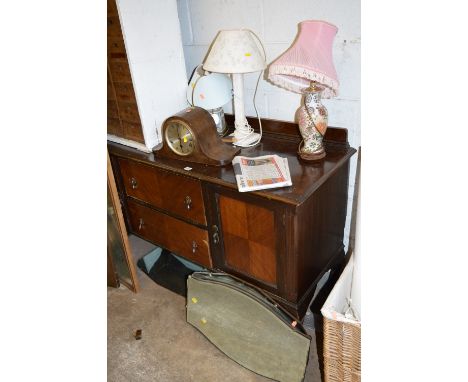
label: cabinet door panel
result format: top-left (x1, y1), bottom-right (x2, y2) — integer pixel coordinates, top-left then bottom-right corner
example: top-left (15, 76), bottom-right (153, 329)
top-left (218, 194), bottom-right (278, 287)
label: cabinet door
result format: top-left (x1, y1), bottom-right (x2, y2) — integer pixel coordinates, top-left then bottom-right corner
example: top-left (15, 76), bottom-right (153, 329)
top-left (207, 186), bottom-right (287, 295)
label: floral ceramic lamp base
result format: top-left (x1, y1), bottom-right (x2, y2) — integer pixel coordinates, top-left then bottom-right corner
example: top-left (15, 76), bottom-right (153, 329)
top-left (298, 143), bottom-right (326, 161)
top-left (297, 84), bottom-right (328, 161)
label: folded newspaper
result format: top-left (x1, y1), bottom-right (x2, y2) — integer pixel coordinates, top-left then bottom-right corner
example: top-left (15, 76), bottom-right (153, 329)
top-left (232, 155), bottom-right (292, 192)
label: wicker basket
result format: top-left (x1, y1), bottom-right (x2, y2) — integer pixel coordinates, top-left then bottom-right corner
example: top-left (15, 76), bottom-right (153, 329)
top-left (323, 316), bottom-right (361, 382)
top-left (321, 255), bottom-right (361, 382)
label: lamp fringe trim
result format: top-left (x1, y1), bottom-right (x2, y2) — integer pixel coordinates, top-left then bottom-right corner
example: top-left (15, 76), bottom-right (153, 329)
top-left (268, 65), bottom-right (338, 98)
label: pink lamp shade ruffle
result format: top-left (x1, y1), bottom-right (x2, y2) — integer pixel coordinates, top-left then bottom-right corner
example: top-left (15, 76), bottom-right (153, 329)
top-left (268, 20), bottom-right (339, 98)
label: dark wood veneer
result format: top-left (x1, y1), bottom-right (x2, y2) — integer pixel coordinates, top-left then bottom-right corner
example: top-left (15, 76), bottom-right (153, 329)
top-left (219, 195), bottom-right (277, 285)
top-left (127, 200), bottom-right (212, 269)
top-left (118, 157), bottom-right (207, 226)
top-left (108, 116), bottom-right (356, 320)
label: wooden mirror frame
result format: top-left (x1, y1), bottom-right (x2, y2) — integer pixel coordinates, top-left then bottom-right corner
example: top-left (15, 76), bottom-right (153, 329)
top-left (107, 150), bottom-right (140, 292)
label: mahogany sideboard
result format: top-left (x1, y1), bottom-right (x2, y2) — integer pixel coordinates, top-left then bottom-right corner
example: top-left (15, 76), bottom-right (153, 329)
top-left (108, 116), bottom-right (356, 320)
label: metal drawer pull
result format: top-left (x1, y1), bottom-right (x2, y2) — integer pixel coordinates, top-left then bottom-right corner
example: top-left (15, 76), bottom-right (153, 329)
top-left (184, 196), bottom-right (192, 210)
top-left (130, 177), bottom-right (138, 189)
top-left (192, 241), bottom-right (198, 253)
top-left (138, 218), bottom-right (144, 230)
top-left (212, 225), bottom-right (219, 244)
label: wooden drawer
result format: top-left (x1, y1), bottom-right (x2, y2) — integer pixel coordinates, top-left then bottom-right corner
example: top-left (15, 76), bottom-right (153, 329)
top-left (127, 200), bottom-right (211, 268)
top-left (107, 117), bottom-right (123, 136)
top-left (119, 159), bottom-right (207, 226)
top-left (118, 101), bottom-right (140, 124)
top-left (107, 82), bottom-right (116, 100)
top-left (113, 82), bottom-right (137, 102)
top-left (107, 0), bottom-right (118, 16)
top-left (122, 121), bottom-right (144, 143)
top-left (107, 100), bottom-right (119, 119)
top-left (107, 15), bottom-right (122, 37)
top-left (108, 61), bottom-right (132, 82)
top-left (107, 70), bottom-right (116, 100)
top-left (108, 36), bottom-right (127, 59)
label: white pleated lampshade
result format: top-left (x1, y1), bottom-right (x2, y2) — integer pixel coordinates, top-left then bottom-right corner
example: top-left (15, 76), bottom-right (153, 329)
top-left (203, 29), bottom-right (266, 74)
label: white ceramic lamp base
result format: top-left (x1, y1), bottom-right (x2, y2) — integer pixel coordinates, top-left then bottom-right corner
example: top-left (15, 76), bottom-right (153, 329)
top-left (231, 73), bottom-right (261, 147)
top-left (230, 131), bottom-right (261, 147)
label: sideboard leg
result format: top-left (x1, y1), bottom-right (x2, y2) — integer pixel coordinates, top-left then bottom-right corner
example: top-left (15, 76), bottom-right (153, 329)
top-left (309, 248), bottom-right (347, 317)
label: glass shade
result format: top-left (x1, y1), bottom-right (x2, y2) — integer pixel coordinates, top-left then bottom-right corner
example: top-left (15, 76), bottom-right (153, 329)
top-left (186, 65), bottom-right (232, 109)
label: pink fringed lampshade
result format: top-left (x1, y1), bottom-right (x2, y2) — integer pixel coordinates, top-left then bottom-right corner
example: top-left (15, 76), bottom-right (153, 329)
top-left (268, 20), bottom-right (339, 98)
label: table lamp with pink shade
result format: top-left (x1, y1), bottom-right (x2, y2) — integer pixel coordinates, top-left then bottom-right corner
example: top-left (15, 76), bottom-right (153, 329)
top-left (268, 20), bottom-right (339, 161)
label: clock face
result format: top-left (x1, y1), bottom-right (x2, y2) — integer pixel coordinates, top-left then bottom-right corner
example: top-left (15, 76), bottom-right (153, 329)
top-left (164, 120), bottom-right (195, 156)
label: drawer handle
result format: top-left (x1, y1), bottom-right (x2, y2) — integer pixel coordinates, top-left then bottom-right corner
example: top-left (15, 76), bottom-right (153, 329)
top-left (138, 218), bottom-right (144, 230)
top-left (212, 225), bottom-right (219, 244)
top-left (130, 177), bottom-right (138, 189)
top-left (184, 196), bottom-right (192, 210)
top-left (192, 241), bottom-right (198, 253)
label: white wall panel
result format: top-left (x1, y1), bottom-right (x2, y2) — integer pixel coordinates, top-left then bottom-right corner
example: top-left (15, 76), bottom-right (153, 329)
top-left (117, 0), bottom-right (188, 149)
top-left (187, 0), bottom-right (264, 44)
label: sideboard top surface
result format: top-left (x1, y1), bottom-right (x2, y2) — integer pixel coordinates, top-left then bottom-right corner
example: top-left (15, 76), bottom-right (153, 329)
top-left (108, 117), bottom-right (356, 207)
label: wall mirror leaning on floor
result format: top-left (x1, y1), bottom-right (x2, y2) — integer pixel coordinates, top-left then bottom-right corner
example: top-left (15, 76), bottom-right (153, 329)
top-left (107, 150), bottom-right (140, 292)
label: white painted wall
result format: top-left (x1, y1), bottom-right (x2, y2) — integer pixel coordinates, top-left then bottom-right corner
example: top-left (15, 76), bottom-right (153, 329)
top-left (115, 0), bottom-right (188, 150)
top-left (176, 0), bottom-right (361, 249)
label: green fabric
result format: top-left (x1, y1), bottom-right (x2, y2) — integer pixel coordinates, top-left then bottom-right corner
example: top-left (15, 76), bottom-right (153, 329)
top-left (187, 275), bottom-right (310, 382)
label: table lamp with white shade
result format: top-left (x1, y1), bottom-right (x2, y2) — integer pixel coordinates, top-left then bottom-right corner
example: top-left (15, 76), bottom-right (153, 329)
top-left (268, 20), bottom-right (339, 160)
top-left (186, 65), bottom-right (232, 136)
top-left (203, 29), bottom-right (266, 147)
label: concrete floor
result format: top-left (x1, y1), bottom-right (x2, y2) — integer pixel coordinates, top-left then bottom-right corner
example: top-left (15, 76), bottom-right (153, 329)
top-left (108, 236), bottom-right (323, 382)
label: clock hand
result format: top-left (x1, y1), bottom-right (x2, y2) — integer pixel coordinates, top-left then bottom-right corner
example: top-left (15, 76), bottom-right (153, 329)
top-left (179, 128), bottom-right (185, 152)
top-left (178, 125), bottom-right (183, 142)
top-left (178, 127), bottom-right (186, 152)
